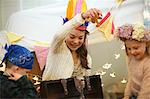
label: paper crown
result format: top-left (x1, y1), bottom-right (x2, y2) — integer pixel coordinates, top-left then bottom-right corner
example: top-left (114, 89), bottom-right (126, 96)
top-left (1, 44), bottom-right (34, 70)
top-left (63, 0), bottom-right (89, 30)
top-left (115, 23), bottom-right (150, 41)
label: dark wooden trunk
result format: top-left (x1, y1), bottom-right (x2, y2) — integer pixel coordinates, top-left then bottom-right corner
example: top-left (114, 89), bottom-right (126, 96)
top-left (40, 75), bottom-right (103, 99)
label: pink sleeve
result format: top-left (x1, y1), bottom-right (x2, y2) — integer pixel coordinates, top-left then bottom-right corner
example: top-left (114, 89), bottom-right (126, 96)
top-left (123, 56), bottom-right (132, 99)
top-left (123, 77), bottom-right (132, 99)
top-left (138, 58), bottom-right (150, 98)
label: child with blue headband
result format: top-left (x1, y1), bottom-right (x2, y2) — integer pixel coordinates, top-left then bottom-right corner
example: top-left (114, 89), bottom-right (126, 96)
top-left (0, 44), bottom-right (38, 98)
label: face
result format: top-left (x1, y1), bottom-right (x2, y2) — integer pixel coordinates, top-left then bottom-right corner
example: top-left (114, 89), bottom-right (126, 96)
top-left (16, 67), bottom-right (31, 75)
top-left (125, 40), bottom-right (147, 60)
top-left (65, 29), bottom-right (86, 51)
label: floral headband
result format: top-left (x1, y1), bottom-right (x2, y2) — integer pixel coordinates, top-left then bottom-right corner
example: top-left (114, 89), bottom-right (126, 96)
top-left (115, 23), bottom-right (150, 41)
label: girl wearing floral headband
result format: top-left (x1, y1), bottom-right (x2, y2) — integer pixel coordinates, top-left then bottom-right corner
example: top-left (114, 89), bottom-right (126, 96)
top-left (115, 24), bottom-right (150, 99)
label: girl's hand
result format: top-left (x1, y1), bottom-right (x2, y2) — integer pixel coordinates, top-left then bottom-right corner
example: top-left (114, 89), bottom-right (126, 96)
top-left (81, 8), bottom-right (102, 23)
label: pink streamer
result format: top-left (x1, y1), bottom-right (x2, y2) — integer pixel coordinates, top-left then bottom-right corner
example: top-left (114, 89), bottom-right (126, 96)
top-left (33, 46), bottom-right (49, 70)
top-left (75, 0), bottom-right (83, 15)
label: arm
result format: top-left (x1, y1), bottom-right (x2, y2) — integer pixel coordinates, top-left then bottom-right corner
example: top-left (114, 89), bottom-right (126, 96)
top-left (10, 76), bottom-right (38, 98)
top-left (137, 58), bottom-right (150, 98)
top-left (51, 14), bottom-right (85, 53)
top-left (123, 77), bottom-right (132, 99)
top-left (123, 56), bottom-right (132, 99)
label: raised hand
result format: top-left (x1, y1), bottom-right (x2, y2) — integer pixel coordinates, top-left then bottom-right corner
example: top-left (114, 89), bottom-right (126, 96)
top-left (81, 8), bottom-right (102, 23)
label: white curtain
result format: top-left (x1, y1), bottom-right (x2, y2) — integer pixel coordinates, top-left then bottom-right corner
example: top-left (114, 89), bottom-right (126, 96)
top-left (143, 0), bottom-right (150, 29)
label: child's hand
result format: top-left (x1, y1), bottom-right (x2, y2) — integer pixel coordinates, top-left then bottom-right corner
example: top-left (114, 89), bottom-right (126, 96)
top-left (122, 97), bottom-right (129, 99)
top-left (36, 86), bottom-right (40, 93)
top-left (81, 8), bottom-right (102, 23)
top-left (8, 72), bottom-right (23, 81)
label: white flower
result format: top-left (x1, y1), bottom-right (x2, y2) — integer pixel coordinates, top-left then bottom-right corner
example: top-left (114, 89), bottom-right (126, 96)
top-left (132, 24), bottom-right (145, 41)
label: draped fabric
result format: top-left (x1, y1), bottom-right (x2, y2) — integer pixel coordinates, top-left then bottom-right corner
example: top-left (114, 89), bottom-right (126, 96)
top-left (6, 0), bottom-right (144, 45)
top-left (143, 0), bottom-right (150, 29)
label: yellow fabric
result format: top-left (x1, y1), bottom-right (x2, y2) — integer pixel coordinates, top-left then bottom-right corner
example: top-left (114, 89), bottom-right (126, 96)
top-left (66, 0), bottom-right (77, 20)
top-left (116, 0), bottom-right (124, 5)
top-left (6, 32), bottom-right (49, 47)
top-left (34, 41), bottom-right (49, 47)
top-left (81, 0), bottom-right (87, 13)
top-left (66, 0), bottom-right (87, 20)
top-left (98, 16), bottom-right (114, 41)
top-left (6, 32), bottom-right (23, 44)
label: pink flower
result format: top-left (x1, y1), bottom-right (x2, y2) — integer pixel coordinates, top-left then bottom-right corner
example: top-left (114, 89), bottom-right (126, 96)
top-left (116, 24), bottom-right (133, 39)
top-left (116, 23), bottom-right (150, 41)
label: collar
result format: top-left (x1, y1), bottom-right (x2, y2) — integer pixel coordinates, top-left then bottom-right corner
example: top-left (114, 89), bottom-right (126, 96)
top-left (3, 71), bottom-right (11, 77)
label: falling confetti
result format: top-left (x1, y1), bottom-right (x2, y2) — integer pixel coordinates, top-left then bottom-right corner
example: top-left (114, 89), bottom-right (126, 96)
top-left (114, 53), bottom-right (120, 59)
top-left (102, 63), bottom-right (112, 69)
top-left (110, 72), bottom-right (116, 77)
top-left (121, 78), bottom-right (127, 84)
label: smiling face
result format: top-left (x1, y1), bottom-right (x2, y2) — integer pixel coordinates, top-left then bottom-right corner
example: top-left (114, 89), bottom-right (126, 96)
top-left (125, 40), bottom-right (147, 60)
top-left (65, 29), bottom-right (86, 51)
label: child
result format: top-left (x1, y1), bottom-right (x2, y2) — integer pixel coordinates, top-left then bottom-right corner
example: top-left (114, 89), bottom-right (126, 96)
top-left (42, 8), bottom-right (102, 80)
top-left (115, 24), bottom-right (150, 99)
top-left (0, 44), bottom-right (38, 98)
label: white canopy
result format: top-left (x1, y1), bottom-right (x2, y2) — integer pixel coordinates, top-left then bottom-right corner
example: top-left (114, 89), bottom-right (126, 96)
top-left (5, 0), bottom-right (144, 48)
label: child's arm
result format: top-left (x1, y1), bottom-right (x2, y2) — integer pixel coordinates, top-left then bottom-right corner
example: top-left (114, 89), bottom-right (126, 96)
top-left (137, 58), bottom-right (150, 98)
top-left (123, 56), bottom-right (132, 99)
top-left (123, 77), bottom-right (132, 99)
